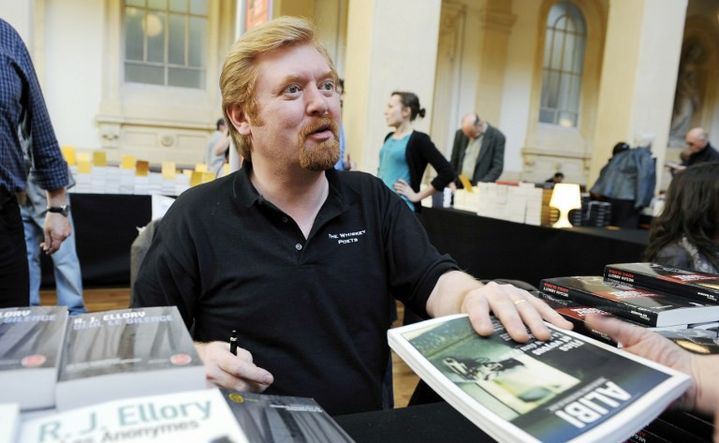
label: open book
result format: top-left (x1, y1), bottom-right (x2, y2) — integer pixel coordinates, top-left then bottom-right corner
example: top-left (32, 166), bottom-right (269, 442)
top-left (388, 314), bottom-right (690, 443)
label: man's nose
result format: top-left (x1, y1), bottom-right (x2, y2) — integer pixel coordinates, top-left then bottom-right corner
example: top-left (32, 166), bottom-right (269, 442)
top-left (306, 85), bottom-right (329, 116)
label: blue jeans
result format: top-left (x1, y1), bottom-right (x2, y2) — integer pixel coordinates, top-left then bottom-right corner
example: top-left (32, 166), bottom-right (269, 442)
top-left (21, 208), bottom-right (86, 315)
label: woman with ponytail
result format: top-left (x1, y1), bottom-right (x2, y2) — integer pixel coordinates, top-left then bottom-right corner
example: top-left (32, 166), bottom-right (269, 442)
top-left (377, 91), bottom-right (455, 212)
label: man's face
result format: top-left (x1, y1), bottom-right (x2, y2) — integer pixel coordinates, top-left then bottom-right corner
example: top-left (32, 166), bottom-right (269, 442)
top-left (237, 44), bottom-right (340, 171)
top-left (686, 131), bottom-right (707, 154)
top-left (461, 117), bottom-right (481, 139)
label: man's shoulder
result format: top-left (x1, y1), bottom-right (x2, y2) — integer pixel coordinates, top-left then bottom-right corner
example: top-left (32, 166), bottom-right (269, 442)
top-left (487, 125), bottom-right (505, 140)
top-left (172, 172), bottom-right (236, 210)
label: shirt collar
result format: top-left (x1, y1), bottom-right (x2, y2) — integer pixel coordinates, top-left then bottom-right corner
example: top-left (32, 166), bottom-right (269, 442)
top-left (233, 161), bottom-right (349, 214)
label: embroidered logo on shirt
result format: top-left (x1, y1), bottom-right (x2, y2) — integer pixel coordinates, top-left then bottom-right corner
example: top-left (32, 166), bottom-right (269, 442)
top-left (328, 229), bottom-right (366, 245)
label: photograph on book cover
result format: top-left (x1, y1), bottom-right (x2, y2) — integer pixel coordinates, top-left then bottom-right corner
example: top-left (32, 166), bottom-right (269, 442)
top-left (400, 316), bottom-right (679, 442)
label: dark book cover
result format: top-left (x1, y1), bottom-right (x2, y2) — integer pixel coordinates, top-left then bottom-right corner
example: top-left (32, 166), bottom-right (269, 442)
top-left (627, 427), bottom-right (672, 443)
top-left (604, 262), bottom-right (719, 304)
top-left (0, 306), bottom-right (68, 410)
top-left (219, 389), bottom-right (355, 443)
top-left (659, 410), bottom-right (715, 442)
top-left (643, 417), bottom-right (708, 443)
top-left (56, 306), bottom-right (205, 410)
top-left (540, 276), bottom-right (719, 327)
top-left (535, 292), bottom-right (616, 345)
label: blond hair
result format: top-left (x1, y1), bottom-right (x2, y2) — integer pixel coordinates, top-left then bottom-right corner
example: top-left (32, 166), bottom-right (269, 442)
top-left (220, 16), bottom-right (337, 161)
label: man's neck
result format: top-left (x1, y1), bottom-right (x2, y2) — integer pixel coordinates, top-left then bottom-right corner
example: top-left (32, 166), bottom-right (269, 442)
top-left (250, 159), bottom-right (329, 239)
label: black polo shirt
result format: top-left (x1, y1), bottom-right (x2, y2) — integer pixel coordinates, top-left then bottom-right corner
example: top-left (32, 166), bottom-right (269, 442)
top-left (133, 162), bottom-right (458, 415)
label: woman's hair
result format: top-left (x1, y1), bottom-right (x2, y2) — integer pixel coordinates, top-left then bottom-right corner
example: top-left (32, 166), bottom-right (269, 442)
top-left (391, 91), bottom-right (426, 121)
top-left (612, 142), bottom-right (630, 156)
top-left (220, 16), bottom-right (337, 161)
top-left (645, 162), bottom-right (719, 270)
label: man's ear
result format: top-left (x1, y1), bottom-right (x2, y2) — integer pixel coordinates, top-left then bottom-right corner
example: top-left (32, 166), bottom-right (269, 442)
top-left (227, 104), bottom-right (251, 136)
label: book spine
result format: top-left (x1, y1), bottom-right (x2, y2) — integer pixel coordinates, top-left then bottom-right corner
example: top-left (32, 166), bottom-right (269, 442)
top-left (604, 266), bottom-right (718, 305)
top-left (540, 280), bottom-right (659, 327)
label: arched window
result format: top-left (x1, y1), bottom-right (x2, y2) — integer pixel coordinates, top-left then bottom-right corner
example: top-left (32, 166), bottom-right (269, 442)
top-left (539, 1), bottom-right (586, 127)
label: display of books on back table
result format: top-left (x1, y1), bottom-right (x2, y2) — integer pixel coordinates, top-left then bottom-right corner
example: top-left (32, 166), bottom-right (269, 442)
top-left (55, 306), bottom-right (206, 411)
top-left (388, 314), bottom-right (690, 443)
top-left (0, 306), bottom-right (68, 411)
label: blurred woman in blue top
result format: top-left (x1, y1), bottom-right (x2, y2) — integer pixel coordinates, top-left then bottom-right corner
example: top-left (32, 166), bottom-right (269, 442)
top-left (377, 91), bottom-right (455, 212)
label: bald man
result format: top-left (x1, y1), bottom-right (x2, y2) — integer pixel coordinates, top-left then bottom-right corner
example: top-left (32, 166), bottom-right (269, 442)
top-left (449, 113), bottom-right (505, 186)
top-left (680, 128), bottom-right (719, 168)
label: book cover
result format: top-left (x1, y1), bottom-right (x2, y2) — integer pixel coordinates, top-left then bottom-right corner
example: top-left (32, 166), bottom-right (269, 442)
top-left (56, 306), bottom-right (205, 411)
top-left (604, 262), bottom-right (719, 304)
top-left (540, 276), bottom-right (719, 327)
top-left (535, 292), bottom-right (616, 345)
top-left (20, 388), bottom-right (248, 443)
top-left (0, 403), bottom-right (19, 443)
top-left (0, 306), bottom-right (68, 410)
top-left (219, 389), bottom-right (355, 443)
top-left (388, 315), bottom-right (690, 443)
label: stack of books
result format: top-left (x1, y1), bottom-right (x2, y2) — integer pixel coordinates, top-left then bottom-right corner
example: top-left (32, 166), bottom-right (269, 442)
top-left (0, 306), bottom-right (205, 413)
top-left (585, 201), bottom-right (611, 227)
top-left (538, 263), bottom-right (719, 351)
top-left (537, 262), bottom-right (719, 441)
top-left (0, 306), bottom-right (354, 442)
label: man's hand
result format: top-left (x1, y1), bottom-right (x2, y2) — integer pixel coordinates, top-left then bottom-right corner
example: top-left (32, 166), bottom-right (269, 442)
top-left (194, 341), bottom-right (274, 392)
top-left (42, 212), bottom-right (71, 255)
top-left (461, 281), bottom-right (572, 342)
top-left (426, 272), bottom-right (573, 343)
top-left (586, 315), bottom-right (711, 413)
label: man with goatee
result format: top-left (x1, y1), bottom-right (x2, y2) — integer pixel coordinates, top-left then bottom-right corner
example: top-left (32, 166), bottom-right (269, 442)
top-left (134, 17), bottom-right (570, 416)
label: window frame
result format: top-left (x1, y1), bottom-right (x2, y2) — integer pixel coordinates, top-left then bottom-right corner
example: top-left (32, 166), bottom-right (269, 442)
top-left (122, 0), bottom-right (209, 89)
top-left (538, 1), bottom-right (587, 128)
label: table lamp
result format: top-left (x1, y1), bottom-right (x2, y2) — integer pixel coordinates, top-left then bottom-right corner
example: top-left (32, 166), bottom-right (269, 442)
top-left (549, 183), bottom-right (581, 228)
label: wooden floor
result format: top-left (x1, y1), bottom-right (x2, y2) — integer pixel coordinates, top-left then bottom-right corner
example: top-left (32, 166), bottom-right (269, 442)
top-left (40, 287), bottom-right (420, 408)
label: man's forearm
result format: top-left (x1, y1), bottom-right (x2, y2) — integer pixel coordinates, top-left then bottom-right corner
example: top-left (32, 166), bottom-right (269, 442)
top-left (46, 187), bottom-right (68, 206)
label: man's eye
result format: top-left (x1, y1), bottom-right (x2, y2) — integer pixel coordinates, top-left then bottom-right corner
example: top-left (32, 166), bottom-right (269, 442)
top-left (320, 80), bottom-right (335, 91)
top-left (285, 84), bottom-right (301, 94)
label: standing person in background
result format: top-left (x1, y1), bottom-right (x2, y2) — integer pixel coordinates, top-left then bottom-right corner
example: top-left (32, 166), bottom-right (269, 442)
top-left (645, 162), bottom-right (719, 273)
top-left (378, 91), bottom-right (455, 212)
top-left (21, 169), bottom-right (86, 315)
top-left (678, 128), bottom-right (719, 170)
top-left (590, 137), bottom-right (656, 229)
top-left (449, 113), bottom-right (505, 186)
top-left (0, 18), bottom-right (71, 308)
top-left (206, 118), bottom-right (231, 177)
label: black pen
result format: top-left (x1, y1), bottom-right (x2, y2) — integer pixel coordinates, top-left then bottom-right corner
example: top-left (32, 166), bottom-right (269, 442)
top-left (229, 329), bottom-right (238, 356)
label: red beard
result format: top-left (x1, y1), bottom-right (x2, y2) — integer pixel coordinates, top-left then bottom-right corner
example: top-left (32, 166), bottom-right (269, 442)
top-left (297, 117), bottom-right (340, 171)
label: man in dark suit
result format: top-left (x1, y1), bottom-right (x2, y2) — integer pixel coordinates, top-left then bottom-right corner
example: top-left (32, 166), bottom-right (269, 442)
top-left (449, 113), bottom-right (505, 186)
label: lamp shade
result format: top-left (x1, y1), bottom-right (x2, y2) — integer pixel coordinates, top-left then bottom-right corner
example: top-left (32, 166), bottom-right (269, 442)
top-left (549, 183), bottom-right (581, 228)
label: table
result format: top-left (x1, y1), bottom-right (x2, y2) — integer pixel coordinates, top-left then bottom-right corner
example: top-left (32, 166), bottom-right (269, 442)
top-left (335, 402), bottom-right (713, 443)
top-left (335, 402), bottom-right (492, 443)
top-left (419, 207), bottom-right (649, 287)
top-left (41, 194), bottom-right (152, 287)
top-left (41, 199), bottom-right (649, 289)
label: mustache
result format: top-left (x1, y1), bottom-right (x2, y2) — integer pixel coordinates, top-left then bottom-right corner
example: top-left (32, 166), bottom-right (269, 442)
top-left (299, 117), bottom-right (339, 140)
